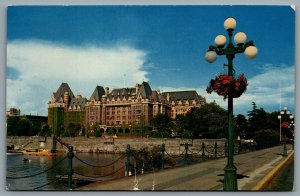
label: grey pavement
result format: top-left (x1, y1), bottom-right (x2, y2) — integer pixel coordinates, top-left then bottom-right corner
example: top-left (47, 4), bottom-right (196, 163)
top-left (77, 145), bottom-right (293, 191)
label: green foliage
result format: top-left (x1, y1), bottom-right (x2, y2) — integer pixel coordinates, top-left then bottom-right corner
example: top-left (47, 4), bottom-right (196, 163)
top-left (247, 102), bottom-right (269, 137)
top-left (174, 114), bottom-right (189, 136)
top-left (246, 102), bottom-right (283, 139)
top-left (67, 123), bottom-right (81, 137)
top-left (6, 116), bottom-right (20, 136)
top-left (81, 126), bottom-right (86, 136)
top-left (130, 125), bottom-right (150, 137)
top-left (116, 132), bottom-right (131, 136)
top-left (107, 128), bottom-right (115, 135)
top-left (63, 130), bottom-right (74, 137)
top-left (254, 129), bottom-right (280, 148)
top-left (7, 116), bottom-right (45, 136)
top-left (182, 130), bottom-right (192, 139)
top-left (151, 113), bottom-right (173, 133)
top-left (41, 124), bottom-right (51, 136)
top-left (149, 131), bottom-right (171, 138)
top-left (130, 145), bottom-right (175, 173)
top-left (235, 114), bottom-right (247, 138)
top-left (15, 117), bottom-right (33, 136)
top-left (186, 102), bottom-right (227, 139)
top-left (94, 129), bottom-right (102, 137)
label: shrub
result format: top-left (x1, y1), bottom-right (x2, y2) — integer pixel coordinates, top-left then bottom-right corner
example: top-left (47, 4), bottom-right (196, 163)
top-left (182, 130), bottom-right (192, 139)
top-left (94, 129), bottom-right (102, 137)
top-left (130, 145), bottom-right (175, 174)
top-left (149, 131), bottom-right (171, 138)
top-left (254, 129), bottom-right (280, 149)
top-left (108, 129), bottom-right (115, 135)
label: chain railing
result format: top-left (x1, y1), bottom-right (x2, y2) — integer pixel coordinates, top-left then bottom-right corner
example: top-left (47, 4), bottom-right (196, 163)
top-left (7, 138), bottom-right (279, 190)
top-left (124, 140), bottom-right (278, 177)
top-left (7, 138), bottom-right (126, 190)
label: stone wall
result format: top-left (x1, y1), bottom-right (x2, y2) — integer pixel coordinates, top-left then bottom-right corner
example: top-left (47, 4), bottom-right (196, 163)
top-left (6, 136), bottom-right (226, 154)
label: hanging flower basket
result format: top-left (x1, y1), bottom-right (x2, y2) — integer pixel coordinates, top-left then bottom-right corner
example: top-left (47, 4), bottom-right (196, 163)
top-left (206, 74), bottom-right (248, 99)
top-left (281, 122), bottom-right (289, 128)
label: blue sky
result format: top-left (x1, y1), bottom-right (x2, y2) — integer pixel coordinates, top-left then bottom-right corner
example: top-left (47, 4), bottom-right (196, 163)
top-left (6, 5), bottom-right (295, 116)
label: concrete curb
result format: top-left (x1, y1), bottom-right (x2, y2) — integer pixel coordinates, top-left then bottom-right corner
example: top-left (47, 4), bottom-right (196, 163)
top-left (252, 151), bottom-right (294, 190)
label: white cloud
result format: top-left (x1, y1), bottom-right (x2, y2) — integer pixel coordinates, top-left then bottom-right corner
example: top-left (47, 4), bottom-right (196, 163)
top-left (7, 39), bottom-right (149, 115)
top-left (159, 65), bottom-right (295, 116)
top-left (234, 65), bottom-right (295, 114)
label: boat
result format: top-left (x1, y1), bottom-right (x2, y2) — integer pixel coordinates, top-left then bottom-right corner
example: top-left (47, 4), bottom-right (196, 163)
top-left (23, 149), bottom-right (58, 157)
top-left (22, 158), bottom-right (32, 162)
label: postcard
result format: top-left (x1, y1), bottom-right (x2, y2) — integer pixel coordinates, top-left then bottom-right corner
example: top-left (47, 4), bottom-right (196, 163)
top-left (6, 5), bottom-right (295, 191)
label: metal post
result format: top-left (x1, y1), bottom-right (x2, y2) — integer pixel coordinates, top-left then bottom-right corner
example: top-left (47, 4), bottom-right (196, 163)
top-left (282, 134), bottom-right (287, 156)
top-left (279, 117), bottom-right (282, 142)
top-left (125, 144), bottom-right (131, 176)
top-left (51, 136), bottom-right (57, 153)
top-left (67, 145), bottom-right (74, 190)
top-left (214, 142), bottom-right (218, 158)
top-left (184, 143), bottom-right (188, 165)
top-left (161, 143), bottom-right (165, 169)
top-left (202, 142), bottom-right (205, 159)
top-left (223, 32), bottom-right (237, 190)
top-left (205, 18), bottom-right (257, 191)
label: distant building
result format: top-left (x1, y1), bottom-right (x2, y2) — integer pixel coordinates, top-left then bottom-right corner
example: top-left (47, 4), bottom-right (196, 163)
top-left (48, 82), bottom-right (206, 135)
top-left (6, 108), bottom-right (21, 117)
top-left (162, 91), bottom-right (206, 119)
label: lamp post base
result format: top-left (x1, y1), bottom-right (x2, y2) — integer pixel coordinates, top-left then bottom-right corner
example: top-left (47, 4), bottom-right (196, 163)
top-left (223, 165), bottom-right (238, 191)
top-left (282, 142), bottom-right (287, 156)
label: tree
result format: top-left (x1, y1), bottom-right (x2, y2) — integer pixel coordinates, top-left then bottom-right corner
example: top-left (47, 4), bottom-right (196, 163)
top-left (15, 117), bottom-right (33, 136)
top-left (174, 114), bottom-right (189, 137)
top-left (235, 114), bottom-right (247, 138)
top-left (186, 102), bottom-right (228, 139)
top-left (246, 102), bottom-right (269, 138)
top-left (151, 113), bottom-right (173, 133)
top-left (254, 129), bottom-right (280, 149)
top-left (7, 116), bottom-right (20, 136)
top-left (65, 123), bottom-right (81, 137)
top-left (41, 124), bottom-right (51, 136)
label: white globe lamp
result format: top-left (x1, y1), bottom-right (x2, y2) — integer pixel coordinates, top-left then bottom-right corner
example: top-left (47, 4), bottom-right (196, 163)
top-left (244, 46), bottom-right (258, 58)
top-left (214, 35), bottom-right (227, 47)
top-left (224, 17), bottom-right (236, 30)
top-left (234, 32), bottom-right (247, 45)
top-left (205, 51), bottom-right (217, 63)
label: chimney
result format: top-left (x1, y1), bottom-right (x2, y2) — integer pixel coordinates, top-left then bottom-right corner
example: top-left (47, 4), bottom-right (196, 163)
top-left (105, 87), bottom-right (109, 96)
top-left (63, 92), bottom-right (70, 107)
top-left (135, 83), bottom-right (140, 93)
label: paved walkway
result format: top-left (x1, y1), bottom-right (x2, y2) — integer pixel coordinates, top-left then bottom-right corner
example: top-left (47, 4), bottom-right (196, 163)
top-left (78, 145), bottom-right (293, 191)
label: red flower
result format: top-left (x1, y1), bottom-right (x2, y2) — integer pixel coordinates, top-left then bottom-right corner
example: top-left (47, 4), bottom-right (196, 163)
top-left (206, 73), bottom-right (248, 100)
top-left (281, 122), bottom-right (289, 128)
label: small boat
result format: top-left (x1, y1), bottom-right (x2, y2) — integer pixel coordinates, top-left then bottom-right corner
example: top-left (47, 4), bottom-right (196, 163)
top-left (23, 149), bottom-right (58, 157)
top-left (22, 158), bottom-right (31, 163)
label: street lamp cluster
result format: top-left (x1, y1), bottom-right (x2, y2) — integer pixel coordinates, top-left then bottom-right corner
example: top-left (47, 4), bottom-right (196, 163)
top-left (277, 106), bottom-right (294, 156)
top-left (205, 17), bottom-right (258, 191)
top-left (205, 18), bottom-right (258, 63)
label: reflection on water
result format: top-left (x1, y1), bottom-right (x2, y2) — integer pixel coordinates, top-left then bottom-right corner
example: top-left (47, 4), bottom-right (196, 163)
top-left (6, 153), bottom-right (125, 190)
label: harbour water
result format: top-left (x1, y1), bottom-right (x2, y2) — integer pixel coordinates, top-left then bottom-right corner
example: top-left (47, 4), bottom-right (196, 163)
top-left (6, 153), bottom-right (125, 190)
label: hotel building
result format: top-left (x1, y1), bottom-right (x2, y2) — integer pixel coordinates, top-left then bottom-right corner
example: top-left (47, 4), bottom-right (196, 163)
top-left (48, 82), bottom-right (205, 135)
